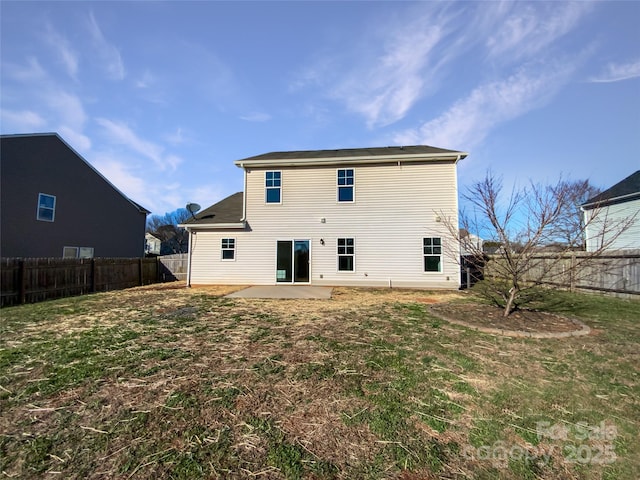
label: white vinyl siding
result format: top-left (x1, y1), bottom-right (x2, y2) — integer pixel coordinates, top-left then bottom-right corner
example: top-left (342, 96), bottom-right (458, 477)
top-left (584, 198), bottom-right (640, 252)
top-left (189, 161), bottom-right (460, 288)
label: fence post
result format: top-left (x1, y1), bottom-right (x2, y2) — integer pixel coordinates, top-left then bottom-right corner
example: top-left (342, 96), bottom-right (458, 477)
top-left (18, 260), bottom-right (26, 305)
top-left (138, 258), bottom-right (144, 286)
top-left (570, 254), bottom-right (576, 292)
top-left (90, 258), bottom-right (97, 293)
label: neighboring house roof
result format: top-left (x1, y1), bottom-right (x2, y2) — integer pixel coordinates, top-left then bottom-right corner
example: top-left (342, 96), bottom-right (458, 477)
top-left (0, 133), bottom-right (150, 214)
top-left (581, 170), bottom-right (640, 209)
top-left (234, 145), bottom-right (468, 167)
top-left (182, 192), bottom-right (244, 227)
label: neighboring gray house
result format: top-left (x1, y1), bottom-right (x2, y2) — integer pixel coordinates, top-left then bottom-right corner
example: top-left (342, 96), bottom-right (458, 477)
top-left (182, 145), bottom-right (468, 289)
top-left (581, 170), bottom-right (640, 252)
top-left (1, 133), bottom-right (149, 258)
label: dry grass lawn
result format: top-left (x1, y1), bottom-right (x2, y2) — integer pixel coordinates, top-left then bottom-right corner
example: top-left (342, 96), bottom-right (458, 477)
top-left (1, 282), bottom-right (638, 479)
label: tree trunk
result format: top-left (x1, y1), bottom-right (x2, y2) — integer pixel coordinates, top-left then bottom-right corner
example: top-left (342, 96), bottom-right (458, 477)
top-left (503, 287), bottom-right (518, 317)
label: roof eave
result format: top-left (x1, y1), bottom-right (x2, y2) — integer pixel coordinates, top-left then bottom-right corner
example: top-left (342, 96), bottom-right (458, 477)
top-left (581, 191), bottom-right (640, 209)
top-left (234, 152), bottom-right (468, 168)
top-left (181, 222), bottom-right (246, 230)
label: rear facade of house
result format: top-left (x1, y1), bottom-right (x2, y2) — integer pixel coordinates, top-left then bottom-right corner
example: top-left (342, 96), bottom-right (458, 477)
top-left (184, 146), bottom-right (467, 289)
top-left (1, 133), bottom-right (149, 258)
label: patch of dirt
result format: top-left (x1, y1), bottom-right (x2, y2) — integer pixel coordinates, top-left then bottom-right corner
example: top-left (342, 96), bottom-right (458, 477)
top-left (430, 302), bottom-right (587, 335)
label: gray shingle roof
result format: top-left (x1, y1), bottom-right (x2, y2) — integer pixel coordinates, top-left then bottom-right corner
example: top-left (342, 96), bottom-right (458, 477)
top-left (235, 145), bottom-right (467, 167)
top-left (182, 192), bottom-right (243, 226)
top-left (582, 170), bottom-right (640, 208)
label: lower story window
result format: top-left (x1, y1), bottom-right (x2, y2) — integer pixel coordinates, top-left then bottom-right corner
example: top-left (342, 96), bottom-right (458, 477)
top-left (423, 237), bottom-right (442, 272)
top-left (63, 246), bottom-right (94, 258)
top-left (337, 237), bottom-right (355, 271)
top-left (221, 238), bottom-right (236, 260)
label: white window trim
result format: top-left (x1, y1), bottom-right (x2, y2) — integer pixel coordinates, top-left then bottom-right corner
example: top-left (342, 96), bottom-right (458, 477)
top-left (336, 168), bottom-right (355, 203)
top-left (37, 193), bottom-right (56, 222)
top-left (221, 238), bottom-right (236, 261)
top-left (422, 237), bottom-right (443, 273)
top-left (337, 237), bottom-right (356, 273)
top-left (265, 170), bottom-right (282, 205)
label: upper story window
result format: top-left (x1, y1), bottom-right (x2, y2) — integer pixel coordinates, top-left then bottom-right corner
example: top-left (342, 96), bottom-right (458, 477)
top-left (337, 237), bottom-right (355, 271)
top-left (37, 193), bottom-right (56, 222)
top-left (423, 237), bottom-right (442, 272)
top-left (265, 171), bottom-right (281, 203)
top-left (337, 169), bottom-right (354, 202)
top-left (221, 238), bottom-right (236, 260)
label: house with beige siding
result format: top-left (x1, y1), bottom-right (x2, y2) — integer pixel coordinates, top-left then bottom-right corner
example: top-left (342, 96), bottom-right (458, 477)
top-left (182, 145), bottom-right (468, 289)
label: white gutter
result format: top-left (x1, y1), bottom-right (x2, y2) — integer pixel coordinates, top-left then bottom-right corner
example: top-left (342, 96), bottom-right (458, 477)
top-left (178, 222), bottom-right (246, 230)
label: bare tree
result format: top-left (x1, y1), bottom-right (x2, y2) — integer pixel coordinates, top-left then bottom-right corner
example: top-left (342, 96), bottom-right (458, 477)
top-left (146, 208), bottom-right (191, 254)
top-left (550, 179), bottom-right (600, 248)
top-left (443, 172), bottom-right (635, 317)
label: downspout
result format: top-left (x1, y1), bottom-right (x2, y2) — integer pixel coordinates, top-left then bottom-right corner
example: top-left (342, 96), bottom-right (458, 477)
top-left (186, 227), bottom-right (193, 288)
top-left (454, 155), bottom-right (461, 288)
top-left (240, 163), bottom-right (247, 223)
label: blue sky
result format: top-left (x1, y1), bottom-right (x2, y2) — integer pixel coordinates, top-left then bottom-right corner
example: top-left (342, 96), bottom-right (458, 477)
top-left (2, 1), bottom-right (639, 216)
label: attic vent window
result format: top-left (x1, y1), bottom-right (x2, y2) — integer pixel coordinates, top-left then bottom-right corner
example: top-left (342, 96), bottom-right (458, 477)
top-left (37, 193), bottom-right (56, 222)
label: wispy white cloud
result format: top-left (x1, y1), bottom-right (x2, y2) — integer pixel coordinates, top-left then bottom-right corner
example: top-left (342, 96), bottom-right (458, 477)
top-left (86, 11), bottom-right (125, 80)
top-left (91, 156), bottom-right (151, 208)
top-left (486, 2), bottom-right (592, 61)
top-left (91, 152), bottom-right (227, 214)
top-left (393, 62), bottom-right (577, 150)
top-left (295, 1), bottom-right (593, 135)
top-left (46, 91), bottom-right (87, 130)
top-left (589, 59), bottom-right (640, 83)
top-left (1, 56), bottom-right (91, 145)
top-left (135, 70), bottom-right (155, 89)
top-left (58, 126), bottom-right (91, 152)
top-left (2, 57), bottom-right (47, 82)
top-left (96, 118), bottom-right (182, 171)
top-left (240, 112), bottom-right (272, 122)
top-left (165, 127), bottom-right (187, 146)
top-left (330, 13), bottom-right (450, 128)
top-left (43, 23), bottom-right (79, 79)
top-left (0, 109), bottom-right (47, 131)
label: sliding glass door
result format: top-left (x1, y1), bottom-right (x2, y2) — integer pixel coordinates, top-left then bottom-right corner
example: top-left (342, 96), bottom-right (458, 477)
top-left (276, 240), bottom-right (310, 283)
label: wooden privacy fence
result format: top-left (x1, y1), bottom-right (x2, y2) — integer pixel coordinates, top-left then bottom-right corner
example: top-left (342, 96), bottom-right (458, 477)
top-left (158, 253), bottom-right (188, 281)
top-left (1, 257), bottom-right (163, 307)
top-left (484, 250), bottom-right (640, 297)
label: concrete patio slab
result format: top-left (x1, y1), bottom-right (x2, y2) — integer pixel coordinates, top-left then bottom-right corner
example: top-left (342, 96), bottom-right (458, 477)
top-left (225, 285), bottom-right (333, 299)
